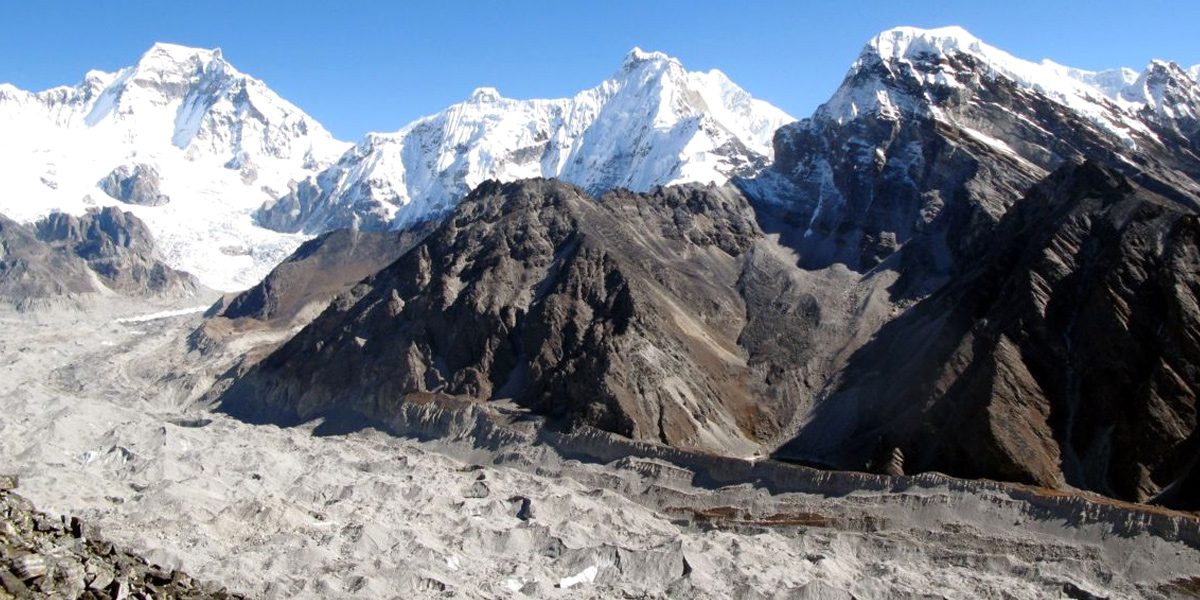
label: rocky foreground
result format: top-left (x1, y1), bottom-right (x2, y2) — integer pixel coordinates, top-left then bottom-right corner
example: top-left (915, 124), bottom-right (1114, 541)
top-left (0, 476), bottom-right (244, 600)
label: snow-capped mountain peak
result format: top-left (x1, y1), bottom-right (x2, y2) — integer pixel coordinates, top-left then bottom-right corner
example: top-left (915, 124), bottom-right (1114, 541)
top-left (467, 86), bottom-right (503, 103)
top-left (1040, 61), bottom-right (1139, 100)
top-left (258, 48), bottom-right (794, 233)
top-left (622, 47), bottom-right (676, 71)
top-left (864, 26), bottom-right (985, 64)
top-left (820, 25), bottom-right (1196, 147)
top-left (133, 42), bottom-right (225, 79)
top-left (0, 43), bottom-right (351, 290)
top-left (1119, 59), bottom-right (1200, 120)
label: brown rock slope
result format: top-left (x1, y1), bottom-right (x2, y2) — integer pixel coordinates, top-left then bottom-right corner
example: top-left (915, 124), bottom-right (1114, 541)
top-left (1, 207), bottom-right (196, 306)
top-left (0, 213), bottom-right (97, 303)
top-left (35, 207), bottom-right (197, 296)
top-left (220, 179), bottom-right (819, 454)
top-left (777, 161), bottom-right (1200, 508)
top-left (215, 223), bottom-right (437, 327)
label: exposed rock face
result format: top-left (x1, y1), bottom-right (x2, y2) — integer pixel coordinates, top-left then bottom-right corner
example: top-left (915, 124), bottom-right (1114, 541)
top-left (98, 163), bottom-right (169, 206)
top-left (216, 27), bottom-right (1200, 510)
top-left (1, 479), bottom-right (245, 599)
top-left (216, 221), bottom-right (437, 325)
top-left (777, 162), bottom-right (1200, 506)
top-left (741, 27), bottom-right (1200, 298)
top-left (0, 213), bottom-right (97, 303)
top-left (35, 207), bottom-right (197, 296)
top-left (220, 166), bottom-right (1200, 508)
top-left (221, 179), bottom-right (810, 455)
top-left (0, 206), bottom-right (198, 306)
top-left (193, 221), bottom-right (438, 355)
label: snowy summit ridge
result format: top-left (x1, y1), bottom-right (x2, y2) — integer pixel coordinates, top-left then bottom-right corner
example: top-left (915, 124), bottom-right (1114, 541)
top-left (821, 25), bottom-right (1199, 146)
top-left (256, 48), bottom-right (794, 233)
top-left (0, 42), bottom-right (350, 290)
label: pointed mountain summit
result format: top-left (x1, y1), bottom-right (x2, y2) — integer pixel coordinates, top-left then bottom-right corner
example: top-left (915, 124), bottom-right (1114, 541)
top-left (2, 42), bottom-right (345, 169)
top-left (747, 25), bottom-right (1200, 284)
top-left (0, 43), bottom-right (351, 290)
top-left (256, 49), bottom-right (793, 233)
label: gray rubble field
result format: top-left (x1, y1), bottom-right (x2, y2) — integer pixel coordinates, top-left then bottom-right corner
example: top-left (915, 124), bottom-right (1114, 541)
top-left (2, 296), bottom-right (1199, 599)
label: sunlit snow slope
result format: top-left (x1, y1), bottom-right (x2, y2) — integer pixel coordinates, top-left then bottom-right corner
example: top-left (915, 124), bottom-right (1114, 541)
top-left (257, 49), bottom-right (795, 233)
top-left (0, 43), bottom-right (350, 291)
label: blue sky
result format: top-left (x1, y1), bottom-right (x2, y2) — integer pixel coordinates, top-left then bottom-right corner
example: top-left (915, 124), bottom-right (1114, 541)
top-left (2, 1), bottom-right (1197, 141)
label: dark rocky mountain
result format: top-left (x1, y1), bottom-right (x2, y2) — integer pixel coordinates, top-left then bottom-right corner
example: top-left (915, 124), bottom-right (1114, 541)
top-left (0, 213), bottom-right (97, 303)
top-left (741, 27), bottom-right (1200, 298)
top-left (0, 207), bottom-right (196, 306)
top-left (215, 28), bottom-right (1200, 509)
top-left (743, 29), bottom-right (1200, 505)
top-left (36, 207), bottom-right (197, 296)
top-left (220, 179), bottom-right (819, 455)
top-left (775, 161), bottom-right (1200, 508)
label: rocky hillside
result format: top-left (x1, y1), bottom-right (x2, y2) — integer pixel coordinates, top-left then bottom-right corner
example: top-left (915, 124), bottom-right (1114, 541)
top-left (193, 221), bottom-right (439, 357)
top-left (1, 207), bottom-right (196, 306)
top-left (221, 179), bottom-right (822, 455)
top-left (35, 207), bottom-right (198, 297)
top-left (776, 161), bottom-right (1200, 507)
top-left (0, 213), bottom-right (97, 303)
top-left (214, 28), bottom-right (1200, 510)
top-left (0, 476), bottom-right (244, 599)
top-left (212, 222), bottom-right (437, 326)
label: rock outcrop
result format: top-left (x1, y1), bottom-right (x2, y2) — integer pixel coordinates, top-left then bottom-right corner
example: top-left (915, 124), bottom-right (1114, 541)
top-left (777, 162), bottom-right (1200, 506)
top-left (98, 164), bottom-right (169, 207)
top-left (0, 477), bottom-right (245, 599)
top-left (0, 207), bottom-right (197, 307)
top-left (0, 213), bottom-right (98, 304)
top-left (221, 179), bottom-right (811, 455)
top-left (35, 207), bottom-right (198, 296)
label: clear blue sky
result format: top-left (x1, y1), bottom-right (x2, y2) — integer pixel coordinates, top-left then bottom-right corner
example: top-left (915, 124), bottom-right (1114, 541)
top-left (2, 1), bottom-right (1196, 141)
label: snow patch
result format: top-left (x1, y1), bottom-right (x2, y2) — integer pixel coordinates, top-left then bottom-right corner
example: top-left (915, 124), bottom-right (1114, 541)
top-left (558, 565), bottom-right (598, 589)
top-left (113, 305), bottom-right (209, 324)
